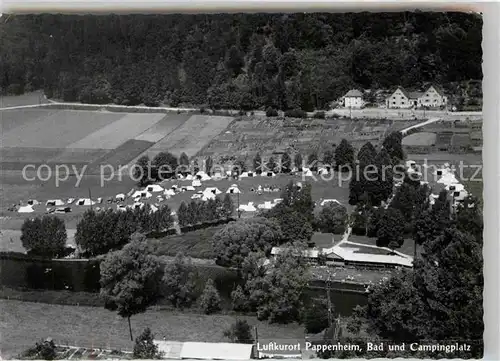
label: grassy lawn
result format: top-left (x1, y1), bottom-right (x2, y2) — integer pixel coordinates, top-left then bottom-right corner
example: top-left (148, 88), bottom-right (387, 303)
top-left (0, 299), bottom-right (305, 359)
top-left (310, 232), bottom-right (335, 248)
top-left (148, 226), bottom-right (224, 259)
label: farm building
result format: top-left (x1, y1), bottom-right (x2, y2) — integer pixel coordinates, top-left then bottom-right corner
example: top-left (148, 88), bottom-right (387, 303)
top-left (402, 132), bottom-right (437, 153)
top-left (343, 89), bottom-right (364, 108)
top-left (154, 341), bottom-right (254, 360)
top-left (386, 84), bottom-right (448, 109)
top-left (385, 86), bottom-right (422, 108)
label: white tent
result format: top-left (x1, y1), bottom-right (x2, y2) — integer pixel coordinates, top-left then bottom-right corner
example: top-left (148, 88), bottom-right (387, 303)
top-left (320, 199), bottom-right (341, 207)
top-left (132, 202), bottom-right (144, 210)
top-left (273, 198), bottom-right (283, 204)
top-left (191, 194), bottom-right (202, 199)
top-left (196, 171), bottom-right (212, 181)
top-left (132, 190), bottom-right (152, 199)
top-left (212, 172), bottom-right (225, 180)
top-left (66, 198), bottom-right (75, 204)
top-left (27, 199), bottom-right (39, 206)
top-left (164, 189), bottom-right (175, 196)
top-left (18, 205), bottom-right (34, 213)
top-left (318, 167), bottom-right (329, 175)
top-left (261, 171), bottom-right (276, 177)
top-left (117, 205), bottom-right (127, 212)
top-left (192, 179), bottom-right (202, 187)
top-left (46, 199), bottom-right (64, 206)
top-left (238, 202), bottom-right (257, 212)
top-left (202, 192), bottom-right (216, 201)
top-left (405, 160), bottom-right (416, 168)
top-left (185, 174), bottom-right (195, 181)
top-left (257, 201), bottom-right (275, 210)
top-left (239, 171), bottom-right (255, 178)
top-left (204, 187), bottom-right (222, 195)
top-left (437, 173), bottom-right (459, 186)
top-left (226, 185), bottom-right (241, 194)
top-left (76, 198), bottom-right (96, 206)
top-left (150, 205), bottom-right (159, 213)
top-left (176, 174), bottom-right (185, 180)
top-left (302, 168), bottom-right (313, 177)
top-left (182, 185), bottom-right (196, 192)
top-left (445, 183), bottom-right (465, 192)
top-left (116, 193), bottom-right (125, 201)
top-left (147, 184), bottom-right (164, 193)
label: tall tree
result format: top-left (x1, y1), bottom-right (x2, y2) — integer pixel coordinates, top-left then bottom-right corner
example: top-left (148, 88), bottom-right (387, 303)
top-left (162, 252), bottom-right (198, 308)
top-left (376, 208), bottom-right (405, 248)
top-left (334, 139), bottom-right (355, 172)
top-left (100, 235), bottom-right (163, 341)
top-left (253, 153), bottom-right (262, 174)
top-left (281, 152), bottom-right (292, 173)
top-left (211, 217), bottom-right (283, 268)
top-left (294, 153), bottom-right (303, 171)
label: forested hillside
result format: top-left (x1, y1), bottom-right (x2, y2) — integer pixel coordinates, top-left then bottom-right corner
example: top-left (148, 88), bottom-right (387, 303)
top-left (0, 12), bottom-right (482, 110)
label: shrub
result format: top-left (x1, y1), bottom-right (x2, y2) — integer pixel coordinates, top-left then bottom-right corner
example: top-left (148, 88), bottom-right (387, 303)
top-left (200, 107), bottom-right (206, 114)
top-left (199, 278), bottom-right (221, 314)
top-left (134, 328), bottom-right (160, 359)
top-left (224, 320), bottom-right (254, 344)
top-left (266, 107), bottom-right (279, 117)
top-left (312, 111), bottom-right (326, 119)
top-left (302, 299), bottom-right (330, 334)
top-left (284, 108), bottom-right (307, 118)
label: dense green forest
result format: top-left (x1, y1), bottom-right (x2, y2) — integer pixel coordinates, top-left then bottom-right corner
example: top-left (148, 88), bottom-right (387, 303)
top-left (0, 12), bottom-right (482, 110)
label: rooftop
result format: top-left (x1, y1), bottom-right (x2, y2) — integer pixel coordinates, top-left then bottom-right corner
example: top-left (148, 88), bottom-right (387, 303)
top-left (344, 89), bottom-right (363, 97)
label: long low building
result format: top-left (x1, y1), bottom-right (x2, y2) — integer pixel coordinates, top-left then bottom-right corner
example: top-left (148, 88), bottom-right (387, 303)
top-left (154, 341), bottom-right (255, 360)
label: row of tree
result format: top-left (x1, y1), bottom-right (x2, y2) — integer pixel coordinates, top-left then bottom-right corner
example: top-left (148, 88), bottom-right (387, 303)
top-left (177, 195), bottom-right (234, 227)
top-left (75, 205), bottom-right (173, 257)
top-left (1, 14), bottom-right (482, 110)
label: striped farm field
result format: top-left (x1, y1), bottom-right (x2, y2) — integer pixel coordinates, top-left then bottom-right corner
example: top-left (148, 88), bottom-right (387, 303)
top-left (0, 109), bottom-right (61, 134)
top-left (67, 113), bottom-right (164, 149)
top-left (134, 113), bottom-right (191, 143)
top-left (86, 139), bottom-right (155, 174)
top-left (147, 115), bottom-right (233, 158)
top-left (0, 110), bottom-right (124, 148)
top-left (48, 148), bottom-right (109, 164)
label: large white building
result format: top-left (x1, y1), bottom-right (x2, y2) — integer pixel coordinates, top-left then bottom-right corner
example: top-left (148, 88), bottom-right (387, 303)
top-left (343, 89), bottom-right (364, 108)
